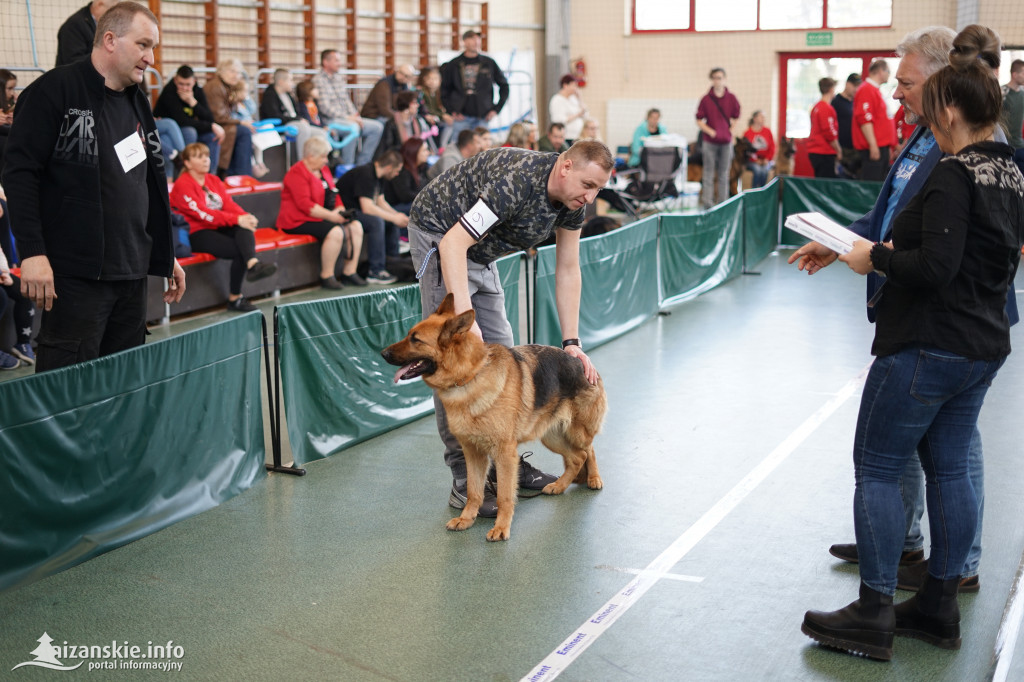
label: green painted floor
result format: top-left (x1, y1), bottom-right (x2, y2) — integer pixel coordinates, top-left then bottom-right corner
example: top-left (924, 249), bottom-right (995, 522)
top-left (2, 252), bottom-right (1023, 681)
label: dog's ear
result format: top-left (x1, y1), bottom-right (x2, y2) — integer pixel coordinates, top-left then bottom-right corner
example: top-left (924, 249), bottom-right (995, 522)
top-left (436, 293), bottom-right (456, 316)
top-left (440, 308), bottom-right (476, 342)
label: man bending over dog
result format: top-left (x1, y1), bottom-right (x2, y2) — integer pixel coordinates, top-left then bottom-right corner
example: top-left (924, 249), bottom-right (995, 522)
top-left (407, 140), bottom-right (613, 516)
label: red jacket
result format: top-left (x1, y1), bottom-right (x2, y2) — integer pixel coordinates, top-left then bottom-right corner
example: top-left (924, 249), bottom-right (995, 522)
top-left (852, 81), bottom-right (895, 150)
top-left (807, 101), bottom-right (839, 155)
top-left (277, 160), bottom-right (336, 230)
top-left (742, 126), bottom-right (775, 162)
top-left (169, 173), bottom-right (246, 234)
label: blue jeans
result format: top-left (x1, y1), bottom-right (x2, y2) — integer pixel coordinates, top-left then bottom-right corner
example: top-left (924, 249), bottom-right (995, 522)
top-left (154, 118), bottom-right (185, 179)
top-left (899, 426), bottom-right (984, 577)
top-left (226, 124), bottom-right (253, 177)
top-left (354, 211), bottom-right (399, 274)
top-left (853, 347), bottom-right (1003, 595)
top-left (338, 119), bottom-right (385, 166)
top-left (449, 116), bottom-right (487, 140)
top-left (181, 126), bottom-right (221, 172)
top-left (745, 161), bottom-right (770, 188)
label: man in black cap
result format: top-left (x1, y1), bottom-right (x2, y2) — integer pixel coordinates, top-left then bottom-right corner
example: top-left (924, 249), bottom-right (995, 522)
top-left (440, 29), bottom-right (509, 141)
top-left (832, 72), bottom-right (862, 178)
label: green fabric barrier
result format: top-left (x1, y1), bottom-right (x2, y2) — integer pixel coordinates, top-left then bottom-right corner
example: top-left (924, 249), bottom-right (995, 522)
top-left (533, 218), bottom-right (660, 349)
top-left (780, 176), bottom-right (882, 245)
top-left (0, 313), bottom-right (267, 591)
top-left (741, 179), bottom-right (781, 267)
top-left (277, 253), bottom-right (522, 465)
top-left (659, 194), bottom-right (744, 306)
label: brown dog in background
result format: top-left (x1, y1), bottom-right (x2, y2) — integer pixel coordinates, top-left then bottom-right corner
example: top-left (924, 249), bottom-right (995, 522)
top-left (381, 294), bottom-right (606, 541)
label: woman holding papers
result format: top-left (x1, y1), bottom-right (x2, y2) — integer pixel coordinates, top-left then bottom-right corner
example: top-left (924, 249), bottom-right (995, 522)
top-left (802, 25), bottom-right (1024, 661)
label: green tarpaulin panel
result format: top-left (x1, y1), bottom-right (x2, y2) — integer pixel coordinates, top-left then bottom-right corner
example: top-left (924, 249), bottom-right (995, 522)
top-left (276, 253), bottom-right (522, 465)
top-left (741, 179), bottom-right (781, 268)
top-left (0, 313), bottom-right (267, 591)
top-left (659, 194), bottom-right (744, 306)
top-left (780, 176), bottom-right (882, 245)
top-left (533, 218), bottom-right (660, 349)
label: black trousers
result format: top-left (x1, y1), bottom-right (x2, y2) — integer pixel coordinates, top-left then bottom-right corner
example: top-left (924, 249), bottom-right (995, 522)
top-left (808, 153), bottom-right (837, 179)
top-left (859, 146), bottom-right (891, 182)
top-left (189, 226), bottom-right (257, 296)
top-left (36, 276), bottom-right (147, 372)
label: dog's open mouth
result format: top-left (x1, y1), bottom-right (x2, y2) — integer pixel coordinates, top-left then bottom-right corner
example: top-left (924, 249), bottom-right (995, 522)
top-left (393, 359), bottom-right (435, 383)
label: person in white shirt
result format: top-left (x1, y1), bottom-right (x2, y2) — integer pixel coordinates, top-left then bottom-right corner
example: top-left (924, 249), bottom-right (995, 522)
top-left (549, 75), bottom-right (587, 143)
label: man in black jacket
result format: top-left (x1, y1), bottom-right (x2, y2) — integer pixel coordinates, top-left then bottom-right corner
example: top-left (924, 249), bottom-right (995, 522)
top-left (154, 65), bottom-right (225, 170)
top-left (440, 30), bottom-right (509, 142)
top-left (55, 0), bottom-right (116, 67)
top-left (4, 2), bottom-right (185, 372)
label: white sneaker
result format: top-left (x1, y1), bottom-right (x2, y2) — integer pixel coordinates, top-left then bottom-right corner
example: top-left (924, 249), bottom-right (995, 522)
top-left (366, 269), bottom-right (398, 285)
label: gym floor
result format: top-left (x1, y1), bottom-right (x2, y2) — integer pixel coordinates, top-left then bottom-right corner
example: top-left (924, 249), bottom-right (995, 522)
top-left (2, 251), bottom-right (1023, 681)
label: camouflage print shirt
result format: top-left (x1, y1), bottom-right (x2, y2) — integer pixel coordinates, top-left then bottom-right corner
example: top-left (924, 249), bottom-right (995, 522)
top-left (410, 148), bottom-right (585, 265)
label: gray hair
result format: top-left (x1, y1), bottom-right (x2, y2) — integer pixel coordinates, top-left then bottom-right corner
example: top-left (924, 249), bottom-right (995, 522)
top-left (896, 26), bottom-right (957, 77)
top-left (303, 135), bottom-right (332, 159)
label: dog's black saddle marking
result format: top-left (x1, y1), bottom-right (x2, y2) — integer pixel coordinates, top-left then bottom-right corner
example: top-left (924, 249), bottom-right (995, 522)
top-left (516, 345), bottom-right (589, 411)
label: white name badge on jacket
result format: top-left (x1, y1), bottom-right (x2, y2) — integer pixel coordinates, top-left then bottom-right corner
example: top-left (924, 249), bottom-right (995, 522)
top-left (114, 132), bottom-right (147, 173)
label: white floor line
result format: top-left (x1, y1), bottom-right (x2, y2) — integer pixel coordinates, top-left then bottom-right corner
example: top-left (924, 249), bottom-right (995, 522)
top-left (595, 565), bottom-right (705, 583)
top-left (991, 551), bottom-right (1024, 682)
top-left (520, 365), bottom-right (870, 682)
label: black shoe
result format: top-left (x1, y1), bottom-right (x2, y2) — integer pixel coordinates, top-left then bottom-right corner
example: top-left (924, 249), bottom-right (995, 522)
top-left (448, 481), bottom-right (498, 518)
top-left (320, 276), bottom-right (344, 290)
top-left (894, 573), bottom-right (961, 649)
top-left (339, 272), bottom-right (368, 287)
top-left (802, 582), bottom-right (895, 661)
top-left (227, 297), bottom-right (257, 312)
top-left (897, 562), bottom-right (980, 594)
top-left (829, 543), bottom-right (926, 567)
top-left (245, 261), bottom-right (277, 282)
top-left (485, 451), bottom-right (558, 497)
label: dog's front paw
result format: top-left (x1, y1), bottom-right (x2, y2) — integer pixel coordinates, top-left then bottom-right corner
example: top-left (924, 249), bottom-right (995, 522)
top-left (542, 481), bottom-right (568, 495)
top-left (486, 525), bottom-right (511, 542)
top-left (446, 516), bottom-right (476, 532)
top-left (588, 475), bottom-right (603, 490)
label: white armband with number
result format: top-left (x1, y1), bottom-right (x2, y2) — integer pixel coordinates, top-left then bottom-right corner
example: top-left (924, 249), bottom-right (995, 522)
top-left (459, 197), bottom-right (500, 241)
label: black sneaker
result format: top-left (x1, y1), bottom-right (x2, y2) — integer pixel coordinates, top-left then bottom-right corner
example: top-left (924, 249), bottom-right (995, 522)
top-left (227, 297), bottom-right (257, 312)
top-left (448, 481), bottom-right (498, 517)
top-left (486, 452), bottom-right (558, 497)
top-left (245, 261), bottom-right (277, 282)
top-left (339, 272), bottom-right (368, 286)
top-left (366, 269), bottom-right (398, 285)
top-left (320, 276), bottom-right (344, 290)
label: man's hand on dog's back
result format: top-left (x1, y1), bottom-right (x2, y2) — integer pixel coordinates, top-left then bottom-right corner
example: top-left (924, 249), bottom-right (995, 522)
top-left (564, 344), bottom-right (598, 385)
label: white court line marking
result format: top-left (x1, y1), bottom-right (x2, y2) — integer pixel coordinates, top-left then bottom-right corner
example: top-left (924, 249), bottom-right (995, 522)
top-left (991, 552), bottom-right (1024, 681)
top-left (595, 565), bottom-right (705, 583)
top-left (521, 365), bottom-right (870, 682)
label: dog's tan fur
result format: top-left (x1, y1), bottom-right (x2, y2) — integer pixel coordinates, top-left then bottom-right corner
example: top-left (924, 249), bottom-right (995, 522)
top-left (382, 294), bottom-right (606, 541)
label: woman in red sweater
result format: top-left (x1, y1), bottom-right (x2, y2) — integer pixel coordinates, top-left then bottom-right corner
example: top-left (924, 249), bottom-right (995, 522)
top-left (170, 143), bottom-right (276, 312)
top-left (742, 110), bottom-right (776, 188)
top-left (807, 78), bottom-right (842, 178)
top-left (277, 136), bottom-right (364, 289)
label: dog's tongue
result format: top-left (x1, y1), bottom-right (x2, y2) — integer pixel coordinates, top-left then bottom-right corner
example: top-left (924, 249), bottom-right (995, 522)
top-left (393, 362), bottom-right (417, 383)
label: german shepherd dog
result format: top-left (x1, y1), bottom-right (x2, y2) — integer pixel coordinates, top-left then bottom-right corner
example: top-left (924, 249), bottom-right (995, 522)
top-left (381, 294), bottom-right (606, 541)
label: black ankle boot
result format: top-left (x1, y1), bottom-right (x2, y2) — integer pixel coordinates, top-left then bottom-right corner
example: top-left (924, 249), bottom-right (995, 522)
top-left (802, 582), bottom-right (895, 661)
top-left (894, 572), bottom-right (961, 649)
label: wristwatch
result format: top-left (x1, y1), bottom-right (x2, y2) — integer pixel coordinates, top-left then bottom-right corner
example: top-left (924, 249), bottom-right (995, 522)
top-left (562, 338), bottom-right (581, 350)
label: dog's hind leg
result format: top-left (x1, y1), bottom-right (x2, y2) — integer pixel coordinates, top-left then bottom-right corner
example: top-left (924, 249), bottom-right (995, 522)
top-left (578, 445), bottom-right (602, 490)
top-left (486, 442), bottom-right (518, 542)
top-left (447, 442), bottom-right (487, 532)
top-left (540, 431), bottom-right (587, 496)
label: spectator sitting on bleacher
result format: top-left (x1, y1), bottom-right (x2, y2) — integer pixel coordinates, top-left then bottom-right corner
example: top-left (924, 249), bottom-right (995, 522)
top-left (580, 118), bottom-right (601, 140)
top-left (417, 66), bottom-right (453, 149)
top-left (230, 78), bottom-right (268, 178)
top-left (259, 69), bottom-right (328, 167)
top-left (54, 0), bottom-right (114, 67)
top-left (385, 137), bottom-right (431, 212)
top-left (538, 122), bottom-right (569, 153)
top-left (170, 143), bottom-right (276, 312)
top-left (154, 65), bottom-right (225, 171)
top-left (336, 150), bottom-right (409, 284)
top-left (1, 69), bottom-right (18, 174)
top-left (278, 136), bottom-right (366, 290)
top-left (375, 91), bottom-right (430, 160)
top-left (503, 121), bottom-right (537, 150)
top-left (361, 64), bottom-right (415, 123)
top-left (313, 49), bottom-right (384, 166)
top-left (204, 59), bottom-right (254, 178)
top-left (629, 108), bottom-right (665, 167)
top-left (426, 128), bottom-right (480, 181)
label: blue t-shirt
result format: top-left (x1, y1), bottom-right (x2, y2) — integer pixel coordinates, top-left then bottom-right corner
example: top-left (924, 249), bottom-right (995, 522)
top-left (880, 130), bottom-right (936, 240)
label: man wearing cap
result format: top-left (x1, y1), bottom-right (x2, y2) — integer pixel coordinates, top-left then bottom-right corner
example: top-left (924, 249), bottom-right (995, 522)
top-left (440, 29), bottom-right (509, 140)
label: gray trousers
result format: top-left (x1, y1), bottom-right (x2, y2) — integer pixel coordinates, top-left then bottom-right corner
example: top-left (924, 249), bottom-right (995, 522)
top-left (408, 222), bottom-right (515, 481)
top-left (701, 139), bottom-right (734, 209)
